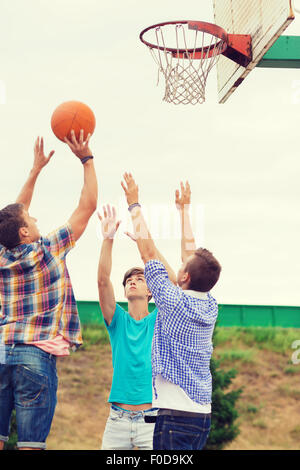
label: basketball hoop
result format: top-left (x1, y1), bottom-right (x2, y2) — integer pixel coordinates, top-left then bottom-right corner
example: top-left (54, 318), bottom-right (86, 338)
top-left (139, 21), bottom-right (252, 104)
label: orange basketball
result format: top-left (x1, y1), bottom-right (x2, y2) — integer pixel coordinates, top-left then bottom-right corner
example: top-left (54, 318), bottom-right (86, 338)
top-left (51, 101), bottom-right (96, 142)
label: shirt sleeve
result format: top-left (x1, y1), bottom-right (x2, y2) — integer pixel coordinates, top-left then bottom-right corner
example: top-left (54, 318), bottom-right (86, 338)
top-left (42, 223), bottom-right (75, 259)
top-left (105, 302), bottom-right (123, 331)
top-left (144, 259), bottom-right (183, 316)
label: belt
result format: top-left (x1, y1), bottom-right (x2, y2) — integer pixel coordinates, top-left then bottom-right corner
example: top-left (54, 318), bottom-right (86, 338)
top-left (158, 408), bottom-right (211, 419)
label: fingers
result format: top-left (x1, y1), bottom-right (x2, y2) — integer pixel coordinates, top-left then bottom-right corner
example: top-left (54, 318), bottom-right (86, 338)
top-left (121, 172), bottom-right (137, 193)
top-left (67, 129), bottom-right (91, 146)
top-left (34, 136), bottom-right (55, 166)
top-left (79, 129), bottom-right (84, 145)
top-left (100, 204), bottom-right (117, 220)
top-left (124, 231), bottom-right (137, 242)
top-left (70, 129), bottom-right (77, 145)
top-left (64, 136), bottom-right (73, 147)
top-left (47, 150), bottom-right (55, 162)
top-left (85, 133), bottom-right (91, 146)
top-left (121, 181), bottom-right (128, 193)
top-left (178, 181), bottom-right (191, 194)
top-left (34, 136), bottom-right (43, 153)
top-left (123, 172), bottom-right (135, 184)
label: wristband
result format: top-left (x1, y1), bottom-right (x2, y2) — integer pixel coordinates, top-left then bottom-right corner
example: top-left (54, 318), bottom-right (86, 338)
top-left (81, 156), bottom-right (94, 164)
top-left (128, 203), bottom-right (141, 212)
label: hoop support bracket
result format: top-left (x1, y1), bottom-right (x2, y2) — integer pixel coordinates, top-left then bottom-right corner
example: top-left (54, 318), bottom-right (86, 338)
top-left (222, 34), bottom-right (252, 67)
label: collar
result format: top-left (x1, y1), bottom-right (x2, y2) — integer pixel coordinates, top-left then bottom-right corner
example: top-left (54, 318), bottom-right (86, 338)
top-left (183, 290), bottom-right (209, 300)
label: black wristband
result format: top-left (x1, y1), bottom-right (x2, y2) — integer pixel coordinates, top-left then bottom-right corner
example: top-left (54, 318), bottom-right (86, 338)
top-left (81, 156), bottom-right (94, 164)
top-left (128, 203), bottom-right (141, 212)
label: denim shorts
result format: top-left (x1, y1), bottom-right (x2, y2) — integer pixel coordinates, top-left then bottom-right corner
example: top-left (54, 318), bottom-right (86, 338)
top-left (101, 404), bottom-right (158, 450)
top-left (0, 344), bottom-right (58, 449)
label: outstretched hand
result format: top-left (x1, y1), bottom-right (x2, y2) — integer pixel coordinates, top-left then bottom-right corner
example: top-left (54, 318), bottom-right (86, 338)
top-left (121, 172), bottom-right (139, 206)
top-left (64, 129), bottom-right (92, 159)
top-left (33, 137), bottom-right (55, 171)
top-left (175, 181), bottom-right (191, 211)
top-left (98, 205), bottom-right (121, 240)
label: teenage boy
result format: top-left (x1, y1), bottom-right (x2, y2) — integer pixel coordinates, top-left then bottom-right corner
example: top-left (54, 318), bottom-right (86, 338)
top-left (121, 173), bottom-right (221, 451)
top-left (97, 204), bottom-right (176, 450)
top-left (0, 131), bottom-right (97, 450)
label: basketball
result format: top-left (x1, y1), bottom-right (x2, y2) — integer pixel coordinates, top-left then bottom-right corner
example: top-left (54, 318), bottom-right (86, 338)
top-left (51, 101), bottom-right (96, 142)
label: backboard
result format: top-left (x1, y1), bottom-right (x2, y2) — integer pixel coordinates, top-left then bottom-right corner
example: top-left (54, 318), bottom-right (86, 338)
top-left (213, 0), bottom-right (295, 103)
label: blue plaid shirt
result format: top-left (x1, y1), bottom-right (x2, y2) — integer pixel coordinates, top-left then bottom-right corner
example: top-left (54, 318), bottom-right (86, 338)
top-left (144, 259), bottom-right (218, 405)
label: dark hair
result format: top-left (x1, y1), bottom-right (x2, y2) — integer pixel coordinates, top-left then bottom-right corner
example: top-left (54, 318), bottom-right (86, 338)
top-left (185, 248), bottom-right (221, 292)
top-left (122, 267), bottom-right (152, 302)
top-left (0, 203), bottom-right (27, 249)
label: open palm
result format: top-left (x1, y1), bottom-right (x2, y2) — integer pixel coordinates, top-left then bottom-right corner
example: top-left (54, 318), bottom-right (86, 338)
top-left (98, 205), bottom-right (121, 239)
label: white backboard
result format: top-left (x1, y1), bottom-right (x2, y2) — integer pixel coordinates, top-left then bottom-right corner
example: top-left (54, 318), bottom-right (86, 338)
top-left (213, 0), bottom-right (295, 103)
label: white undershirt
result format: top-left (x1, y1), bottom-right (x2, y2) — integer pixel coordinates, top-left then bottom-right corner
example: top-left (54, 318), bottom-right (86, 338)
top-left (153, 375), bottom-right (211, 413)
top-left (152, 289), bottom-right (211, 414)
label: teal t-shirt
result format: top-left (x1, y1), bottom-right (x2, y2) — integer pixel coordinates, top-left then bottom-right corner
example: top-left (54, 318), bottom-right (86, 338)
top-left (105, 303), bottom-right (157, 405)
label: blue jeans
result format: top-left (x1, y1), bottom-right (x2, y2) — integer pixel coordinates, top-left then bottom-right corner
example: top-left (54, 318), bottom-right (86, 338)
top-left (0, 344), bottom-right (58, 449)
top-left (101, 404), bottom-right (158, 450)
top-left (153, 412), bottom-right (211, 450)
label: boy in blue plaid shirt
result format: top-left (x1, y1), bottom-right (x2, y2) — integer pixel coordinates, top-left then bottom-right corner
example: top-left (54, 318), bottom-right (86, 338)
top-left (121, 173), bottom-right (221, 451)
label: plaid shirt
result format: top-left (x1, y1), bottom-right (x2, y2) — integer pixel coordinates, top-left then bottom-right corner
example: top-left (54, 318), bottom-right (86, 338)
top-left (144, 259), bottom-right (218, 405)
top-left (0, 223), bottom-right (82, 347)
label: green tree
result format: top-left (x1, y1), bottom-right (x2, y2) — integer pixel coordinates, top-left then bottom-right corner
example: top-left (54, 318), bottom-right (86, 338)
top-left (4, 410), bottom-right (17, 450)
top-left (204, 325), bottom-right (243, 450)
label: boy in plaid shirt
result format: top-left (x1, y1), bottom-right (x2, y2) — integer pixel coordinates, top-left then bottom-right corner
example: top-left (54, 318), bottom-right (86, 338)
top-left (0, 130), bottom-right (97, 450)
top-left (121, 173), bottom-right (221, 450)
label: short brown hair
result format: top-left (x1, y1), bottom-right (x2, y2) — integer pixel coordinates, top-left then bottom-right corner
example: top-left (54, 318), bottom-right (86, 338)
top-left (122, 267), bottom-right (152, 302)
top-left (185, 248), bottom-right (221, 292)
top-left (0, 203), bottom-right (26, 249)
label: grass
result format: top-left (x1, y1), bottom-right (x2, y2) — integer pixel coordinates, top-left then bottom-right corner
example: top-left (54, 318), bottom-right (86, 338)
top-left (6, 324), bottom-right (300, 450)
top-left (217, 349), bottom-right (255, 364)
top-left (213, 326), bottom-right (300, 354)
top-left (81, 323), bottom-right (109, 348)
top-left (284, 366), bottom-right (300, 375)
top-left (80, 323), bottom-right (300, 356)
top-left (290, 425), bottom-right (300, 439)
top-left (277, 385), bottom-right (300, 399)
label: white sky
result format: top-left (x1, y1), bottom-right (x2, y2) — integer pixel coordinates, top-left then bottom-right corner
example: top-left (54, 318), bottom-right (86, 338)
top-left (0, 0), bottom-right (300, 306)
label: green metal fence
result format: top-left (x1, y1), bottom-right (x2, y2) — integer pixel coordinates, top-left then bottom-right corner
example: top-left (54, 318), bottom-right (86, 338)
top-left (77, 301), bottom-right (300, 328)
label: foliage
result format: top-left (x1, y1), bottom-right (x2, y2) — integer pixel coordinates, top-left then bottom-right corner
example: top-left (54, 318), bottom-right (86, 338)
top-left (4, 410), bottom-right (17, 450)
top-left (204, 324), bottom-right (243, 450)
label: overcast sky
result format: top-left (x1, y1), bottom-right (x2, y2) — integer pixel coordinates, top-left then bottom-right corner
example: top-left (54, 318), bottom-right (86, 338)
top-left (0, 0), bottom-right (300, 306)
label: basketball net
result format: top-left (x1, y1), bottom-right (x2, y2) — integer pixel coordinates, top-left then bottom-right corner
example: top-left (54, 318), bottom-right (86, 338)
top-left (146, 24), bottom-right (226, 105)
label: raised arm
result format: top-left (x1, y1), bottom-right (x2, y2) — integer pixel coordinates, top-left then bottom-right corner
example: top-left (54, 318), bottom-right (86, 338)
top-left (66, 130), bottom-right (98, 241)
top-left (97, 205), bottom-right (121, 325)
top-left (121, 172), bottom-right (176, 283)
top-left (16, 137), bottom-right (55, 210)
top-left (175, 181), bottom-right (196, 263)
top-left (124, 231), bottom-right (177, 285)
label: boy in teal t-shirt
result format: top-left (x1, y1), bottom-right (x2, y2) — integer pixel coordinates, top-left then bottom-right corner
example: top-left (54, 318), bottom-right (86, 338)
top-left (97, 204), bottom-right (176, 450)
top-left (106, 303), bottom-right (157, 405)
